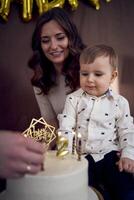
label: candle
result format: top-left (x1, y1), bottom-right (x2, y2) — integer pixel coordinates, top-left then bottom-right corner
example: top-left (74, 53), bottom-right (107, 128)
top-left (72, 131), bottom-right (76, 155)
top-left (56, 131), bottom-right (69, 157)
top-left (41, 144), bottom-right (47, 171)
top-left (77, 133), bottom-right (82, 161)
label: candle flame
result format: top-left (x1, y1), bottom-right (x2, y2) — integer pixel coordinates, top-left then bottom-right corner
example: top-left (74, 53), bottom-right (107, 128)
top-left (58, 131), bottom-right (62, 136)
top-left (77, 133), bottom-right (81, 138)
top-left (72, 131), bottom-right (76, 136)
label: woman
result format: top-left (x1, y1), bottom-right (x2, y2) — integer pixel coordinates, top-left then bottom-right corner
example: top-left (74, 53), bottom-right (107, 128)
top-left (28, 7), bottom-right (85, 130)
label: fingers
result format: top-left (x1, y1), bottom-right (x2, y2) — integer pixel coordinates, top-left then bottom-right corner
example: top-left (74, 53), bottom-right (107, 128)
top-left (116, 161), bottom-right (123, 172)
top-left (24, 136), bottom-right (45, 154)
top-left (19, 148), bottom-right (44, 166)
top-left (117, 158), bottom-right (134, 173)
top-left (0, 133), bottom-right (46, 179)
top-left (123, 163), bottom-right (134, 173)
top-left (7, 161), bottom-right (43, 178)
top-left (25, 164), bottom-right (43, 175)
top-left (9, 165), bottom-right (42, 178)
top-left (21, 137), bottom-right (45, 166)
top-left (22, 163), bottom-right (43, 175)
top-left (8, 137), bottom-right (45, 177)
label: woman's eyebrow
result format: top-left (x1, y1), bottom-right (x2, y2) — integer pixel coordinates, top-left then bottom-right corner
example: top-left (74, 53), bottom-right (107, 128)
top-left (55, 32), bottom-right (66, 36)
top-left (41, 32), bottom-right (65, 38)
top-left (41, 35), bottom-right (49, 39)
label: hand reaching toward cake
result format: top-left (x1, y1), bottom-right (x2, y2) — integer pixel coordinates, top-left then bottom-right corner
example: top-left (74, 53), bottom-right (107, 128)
top-left (0, 131), bottom-right (45, 178)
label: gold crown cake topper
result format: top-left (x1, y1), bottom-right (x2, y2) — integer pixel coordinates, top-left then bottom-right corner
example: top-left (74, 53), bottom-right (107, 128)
top-left (22, 117), bottom-right (56, 147)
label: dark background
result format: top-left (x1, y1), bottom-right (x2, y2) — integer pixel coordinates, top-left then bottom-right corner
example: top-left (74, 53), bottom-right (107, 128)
top-left (0, 0), bottom-right (134, 131)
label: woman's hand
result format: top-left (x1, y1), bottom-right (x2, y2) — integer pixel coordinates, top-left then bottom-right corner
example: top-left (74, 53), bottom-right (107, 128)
top-left (0, 131), bottom-right (45, 178)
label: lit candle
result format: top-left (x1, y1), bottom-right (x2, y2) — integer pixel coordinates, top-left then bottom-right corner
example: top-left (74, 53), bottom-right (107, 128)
top-left (72, 131), bottom-right (76, 155)
top-left (57, 131), bottom-right (61, 137)
top-left (77, 133), bottom-right (82, 161)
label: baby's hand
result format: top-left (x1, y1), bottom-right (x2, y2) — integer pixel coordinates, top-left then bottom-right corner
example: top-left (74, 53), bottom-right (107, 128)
top-left (116, 157), bottom-right (134, 173)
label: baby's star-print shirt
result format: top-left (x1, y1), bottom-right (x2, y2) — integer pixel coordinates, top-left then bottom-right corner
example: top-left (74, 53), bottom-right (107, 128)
top-left (58, 88), bottom-right (134, 162)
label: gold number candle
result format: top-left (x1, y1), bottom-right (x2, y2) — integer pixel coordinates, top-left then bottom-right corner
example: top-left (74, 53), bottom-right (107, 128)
top-left (56, 132), bottom-right (69, 158)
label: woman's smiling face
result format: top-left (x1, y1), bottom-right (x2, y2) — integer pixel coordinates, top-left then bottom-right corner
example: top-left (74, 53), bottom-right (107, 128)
top-left (40, 20), bottom-right (69, 69)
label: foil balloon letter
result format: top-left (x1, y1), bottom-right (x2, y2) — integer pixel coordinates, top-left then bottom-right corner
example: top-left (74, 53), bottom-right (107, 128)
top-left (68, 0), bottom-right (78, 10)
top-left (35, 0), bottom-right (49, 15)
top-left (35, 0), bottom-right (65, 15)
top-left (48, 0), bottom-right (65, 10)
top-left (22, 0), bottom-right (33, 22)
top-left (88, 0), bottom-right (100, 10)
top-left (0, 0), bottom-right (112, 22)
top-left (0, 0), bottom-right (11, 21)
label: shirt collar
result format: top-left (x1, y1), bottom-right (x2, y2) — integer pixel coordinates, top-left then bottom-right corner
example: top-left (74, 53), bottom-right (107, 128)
top-left (80, 88), bottom-right (118, 100)
top-left (105, 88), bottom-right (118, 100)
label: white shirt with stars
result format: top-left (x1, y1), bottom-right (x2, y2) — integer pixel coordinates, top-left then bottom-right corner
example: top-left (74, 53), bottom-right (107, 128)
top-left (58, 88), bottom-right (134, 162)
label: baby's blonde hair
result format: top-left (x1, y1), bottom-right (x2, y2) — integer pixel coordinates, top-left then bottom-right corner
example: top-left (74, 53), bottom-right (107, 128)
top-left (80, 44), bottom-right (118, 69)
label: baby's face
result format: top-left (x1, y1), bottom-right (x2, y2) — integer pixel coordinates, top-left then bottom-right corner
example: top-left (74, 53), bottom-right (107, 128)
top-left (80, 55), bottom-right (117, 97)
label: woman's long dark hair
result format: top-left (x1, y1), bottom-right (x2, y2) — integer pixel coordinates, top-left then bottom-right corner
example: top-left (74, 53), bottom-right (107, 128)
top-left (28, 7), bottom-right (85, 94)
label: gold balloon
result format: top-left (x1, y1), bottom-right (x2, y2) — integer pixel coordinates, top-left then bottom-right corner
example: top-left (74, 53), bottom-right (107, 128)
top-left (35, 0), bottom-right (65, 15)
top-left (68, 0), bottom-right (78, 10)
top-left (0, 0), bottom-right (113, 23)
top-left (88, 0), bottom-right (100, 10)
top-left (35, 0), bottom-right (49, 15)
top-left (48, 0), bottom-right (65, 10)
top-left (22, 0), bottom-right (33, 22)
top-left (0, 0), bottom-right (11, 21)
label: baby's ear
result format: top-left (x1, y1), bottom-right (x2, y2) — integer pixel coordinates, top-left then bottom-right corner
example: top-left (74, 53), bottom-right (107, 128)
top-left (111, 70), bottom-right (118, 82)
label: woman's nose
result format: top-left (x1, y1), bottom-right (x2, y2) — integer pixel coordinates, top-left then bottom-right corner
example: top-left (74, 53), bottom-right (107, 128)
top-left (50, 39), bottom-right (58, 49)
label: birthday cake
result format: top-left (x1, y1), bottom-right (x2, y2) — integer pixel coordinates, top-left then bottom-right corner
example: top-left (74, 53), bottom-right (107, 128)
top-left (1, 118), bottom-right (99, 200)
top-left (3, 151), bottom-right (91, 200)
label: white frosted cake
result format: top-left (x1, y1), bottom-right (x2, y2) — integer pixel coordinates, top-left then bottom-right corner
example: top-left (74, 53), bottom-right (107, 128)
top-left (2, 151), bottom-right (98, 200)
